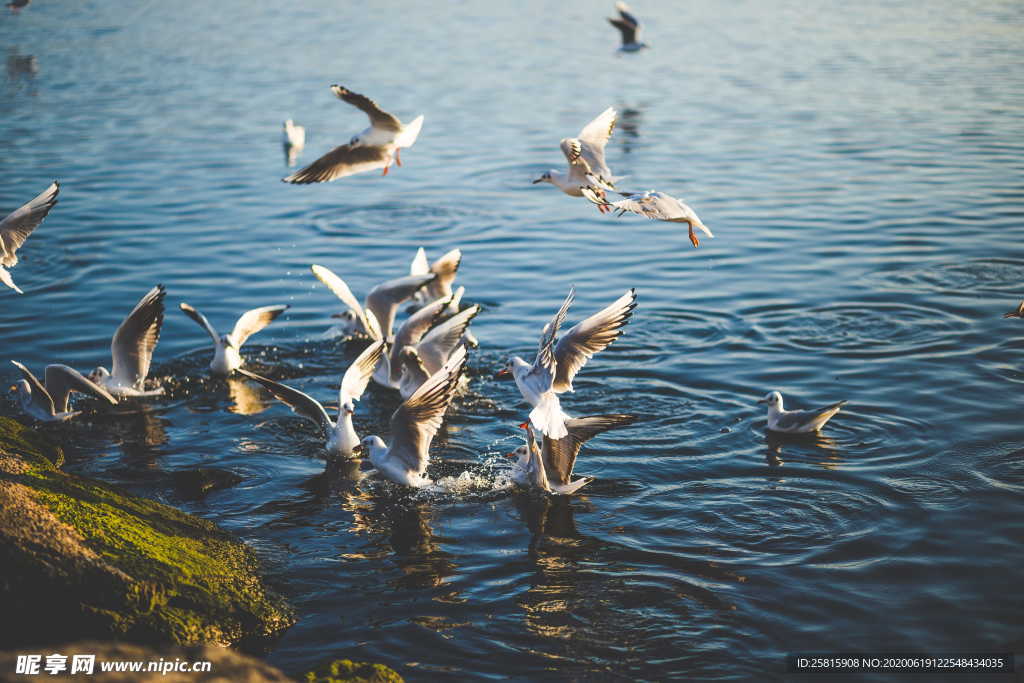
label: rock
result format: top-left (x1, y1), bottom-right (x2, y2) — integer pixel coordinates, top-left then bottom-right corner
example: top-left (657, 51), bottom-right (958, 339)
top-left (170, 468), bottom-right (244, 499)
top-left (0, 417), bottom-right (295, 649)
top-left (301, 659), bottom-right (404, 683)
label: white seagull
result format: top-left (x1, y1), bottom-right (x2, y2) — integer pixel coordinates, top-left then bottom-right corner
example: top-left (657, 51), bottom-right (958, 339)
top-left (375, 294), bottom-right (455, 389)
top-left (396, 305), bottom-right (480, 399)
top-left (9, 360), bottom-right (117, 422)
top-left (758, 391), bottom-right (847, 434)
top-left (581, 186), bottom-right (714, 248)
top-left (358, 345), bottom-right (468, 487)
top-left (533, 107), bottom-right (619, 207)
top-left (179, 302), bottom-right (289, 376)
top-left (237, 340), bottom-right (385, 458)
top-left (497, 287), bottom-right (637, 439)
top-left (282, 119), bottom-right (305, 167)
top-left (1, 180), bottom-right (59, 294)
top-left (507, 415), bottom-right (637, 494)
top-left (608, 2), bottom-right (648, 52)
top-left (408, 247), bottom-right (462, 310)
top-left (311, 264), bottom-right (435, 342)
top-left (283, 85), bottom-right (424, 183)
top-left (87, 285), bottom-right (167, 399)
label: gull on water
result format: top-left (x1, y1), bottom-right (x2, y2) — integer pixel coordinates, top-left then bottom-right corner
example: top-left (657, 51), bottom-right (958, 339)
top-left (608, 2), bottom-right (648, 52)
top-left (179, 302), bottom-right (289, 376)
top-left (311, 264), bottom-right (434, 342)
top-left (376, 294), bottom-right (456, 389)
top-left (10, 360), bottom-right (117, 422)
top-left (283, 85), bottom-right (423, 184)
top-left (497, 287), bottom-right (637, 439)
top-left (397, 304), bottom-right (480, 399)
top-left (508, 415), bottom-right (637, 494)
top-left (1003, 300), bottom-right (1024, 319)
top-left (88, 284), bottom-right (167, 399)
top-left (237, 340), bottom-right (385, 458)
top-left (282, 119), bottom-right (305, 167)
top-left (1, 180), bottom-right (58, 294)
top-left (758, 391), bottom-right (847, 434)
top-left (358, 345), bottom-right (468, 487)
top-left (533, 107), bottom-right (620, 208)
top-left (581, 186), bottom-right (714, 248)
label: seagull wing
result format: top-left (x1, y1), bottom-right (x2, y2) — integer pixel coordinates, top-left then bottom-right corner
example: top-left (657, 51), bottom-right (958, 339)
top-left (365, 273), bottom-right (436, 340)
top-left (236, 368), bottom-right (333, 430)
top-left (11, 360), bottom-right (54, 416)
top-left (409, 247), bottom-right (429, 276)
top-left (110, 284), bottom-right (166, 388)
top-left (577, 107), bottom-right (617, 181)
top-left (418, 305), bottom-right (479, 373)
top-left (543, 414), bottom-right (637, 485)
top-left (340, 339), bottom-right (386, 406)
top-left (310, 265), bottom-right (376, 339)
top-left (424, 248), bottom-right (461, 301)
top-left (179, 302), bottom-right (220, 344)
top-left (331, 85), bottom-right (402, 132)
top-left (229, 304), bottom-right (289, 347)
top-left (775, 401), bottom-right (847, 431)
top-left (0, 181), bottom-right (58, 268)
top-left (552, 288), bottom-right (636, 393)
top-left (43, 364), bottom-right (117, 413)
top-left (527, 287), bottom-right (575, 388)
top-left (282, 143), bottom-right (391, 184)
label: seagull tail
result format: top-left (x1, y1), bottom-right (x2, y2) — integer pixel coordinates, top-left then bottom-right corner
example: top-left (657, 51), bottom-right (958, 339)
top-left (530, 394), bottom-right (569, 440)
top-left (0, 268), bottom-right (23, 294)
top-left (557, 478), bottom-right (592, 495)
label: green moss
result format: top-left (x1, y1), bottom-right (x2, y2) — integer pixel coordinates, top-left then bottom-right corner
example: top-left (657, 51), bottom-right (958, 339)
top-left (303, 659), bottom-right (404, 683)
top-left (0, 416), bottom-right (63, 468)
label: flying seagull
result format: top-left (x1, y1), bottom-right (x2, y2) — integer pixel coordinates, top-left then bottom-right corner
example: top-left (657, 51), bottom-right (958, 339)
top-left (758, 391), bottom-right (847, 434)
top-left (179, 302), bottom-right (289, 376)
top-left (283, 85), bottom-right (424, 184)
top-left (533, 107), bottom-right (619, 207)
top-left (88, 285), bottom-right (167, 399)
top-left (396, 304), bottom-right (480, 399)
top-left (608, 2), bottom-right (648, 52)
top-left (1, 180), bottom-right (59, 294)
top-left (9, 360), bottom-right (117, 422)
top-left (581, 186), bottom-right (714, 248)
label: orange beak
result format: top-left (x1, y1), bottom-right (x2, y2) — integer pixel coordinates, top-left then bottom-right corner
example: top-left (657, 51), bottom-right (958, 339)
top-left (518, 421), bottom-right (529, 430)
top-left (494, 368), bottom-right (511, 379)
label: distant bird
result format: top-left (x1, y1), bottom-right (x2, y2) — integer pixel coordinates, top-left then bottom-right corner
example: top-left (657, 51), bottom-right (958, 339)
top-left (358, 346), bottom-right (468, 487)
top-left (282, 119), bottom-right (305, 167)
top-left (758, 391), bottom-right (847, 434)
top-left (396, 305), bottom-right (480, 399)
top-left (311, 264), bottom-right (435, 341)
top-left (581, 186), bottom-right (714, 248)
top-left (533, 107), bottom-right (619, 208)
top-left (237, 340), bottom-right (385, 458)
top-left (497, 287), bottom-right (637, 439)
top-left (283, 85), bottom-right (424, 184)
top-left (1003, 301), bottom-right (1024, 319)
top-left (608, 2), bottom-right (648, 52)
top-left (179, 302), bottom-right (289, 376)
top-left (9, 360), bottom-right (116, 422)
top-left (87, 285), bottom-right (167, 399)
top-left (6, 0), bottom-right (30, 12)
top-left (0, 180), bottom-right (58, 294)
top-left (508, 415), bottom-right (637, 494)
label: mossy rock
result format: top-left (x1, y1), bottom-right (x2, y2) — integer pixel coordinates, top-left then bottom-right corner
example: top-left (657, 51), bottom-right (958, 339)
top-left (302, 659), bottom-right (404, 683)
top-left (0, 416), bottom-right (295, 649)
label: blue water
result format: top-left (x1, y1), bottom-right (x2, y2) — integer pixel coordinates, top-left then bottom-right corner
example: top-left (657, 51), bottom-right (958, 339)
top-left (2, 0), bottom-right (1023, 679)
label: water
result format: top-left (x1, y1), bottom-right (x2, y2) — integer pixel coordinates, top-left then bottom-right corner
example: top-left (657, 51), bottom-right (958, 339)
top-left (2, 0), bottom-right (1023, 679)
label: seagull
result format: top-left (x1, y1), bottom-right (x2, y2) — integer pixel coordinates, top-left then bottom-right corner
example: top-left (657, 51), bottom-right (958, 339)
top-left (608, 2), bottom-right (648, 52)
top-left (533, 107), bottom-right (619, 208)
top-left (1003, 301), bottom-right (1024, 319)
top-left (87, 285), bottom-right (167, 399)
top-left (507, 415), bottom-right (637, 494)
top-left (179, 302), bottom-right (289, 376)
top-left (1, 180), bottom-right (58, 294)
top-left (408, 247), bottom-right (462, 309)
top-left (282, 85), bottom-right (424, 184)
top-left (358, 345), bottom-right (468, 487)
top-left (396, 305), bottom-right (480, 399)
top-left (497, 287), bottom-right (637, 439)
top-left (758, 391), bottom-right (847, 434)
top-left (237, 340), bottom-right (385, 458)
top-left (376, 294), bottom-right (455, 389)
top-left (581, 186), bottom-right (714, 248)
top-left (282, 119), bottom-right (305, 167)
top-left (311, 264), bottom-right (435, 341)
top-left (9, 360), bottom-right (117, 422)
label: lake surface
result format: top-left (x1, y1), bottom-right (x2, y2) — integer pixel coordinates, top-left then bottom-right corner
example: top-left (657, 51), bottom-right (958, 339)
top-left (2, 0), bottom-right (1023, 679)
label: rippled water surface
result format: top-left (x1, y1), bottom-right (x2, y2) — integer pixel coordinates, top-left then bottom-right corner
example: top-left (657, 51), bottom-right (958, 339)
top-left (2, 1), bottom-right (1023, 679)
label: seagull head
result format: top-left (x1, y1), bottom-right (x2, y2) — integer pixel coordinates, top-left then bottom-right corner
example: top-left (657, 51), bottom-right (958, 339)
top-left (220, 334), bottom-right (237, 350)
top-left (532, 171), bottom-right (554, 185)
top-left (504, 444), bottom-right (528, 460)
top-left (757, 391), bottom-right (783, 409)
top-left (494, 357), bottom-right (515, 379)
top-left (9, 380), bottom-right (30, 406)
top-left (341, 399), bottom-right (356, 416)
top-left (89, 367), bottom-right (110, 383)
top-left (330, 309), bottom-right (360, 335)
top-left (358, 435), bottom-right (387, 461)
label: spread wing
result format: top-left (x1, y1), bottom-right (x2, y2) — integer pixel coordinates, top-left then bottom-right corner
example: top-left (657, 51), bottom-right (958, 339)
top-left (609, 2), bottom-right (640, 43)
top-left (390, 297), bottom-right (449, 381)
top-left (11, 360), bottom-right (53, 416)
top-left (424, 248), bottom-right (461, 301)
top-left (282, 143), bottom-right (391, 184)
top-left (339, 340), bottom-right (386, 406)
top-left (409, 247), bottom-right (429, 276)
top-left (43, 363), bottom-right (117, 413)
top-left (531, 286), bottom-right (575, 377)
top-left (0, 181), bottom-right (58, 267)
top-left (388, 346), bottom-right (467, 475)
top-left (331, 84), bottom-right (402, 132)
top-left (365, 273), bottom-right (435, 340)
top-left (418, 305), bottom-right (480, 373)
top-left (310, 265), bottom-right (376, 339)
top-left (110, 284), bottom-right (166, 388)
top-left (179, 302), bottom-right (219, 344)
top-left (543, 414), bottom-right (637, 485)
top-left (229, 304), bottom-right (289, 347)
top-left (552, 288), bottom-right (636, 393)
top-left (576, 107), bottom-right (616, 179)
top-left (236, 368), bottom-right (333, 431)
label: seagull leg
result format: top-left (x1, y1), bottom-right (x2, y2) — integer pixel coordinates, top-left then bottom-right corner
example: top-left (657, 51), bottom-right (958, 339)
top-left (395, 148), bottom-right (402, 167)
top-left (688, 224), bottom-right (700, 248)
top-left (382, 164), bottom-right (389, 176)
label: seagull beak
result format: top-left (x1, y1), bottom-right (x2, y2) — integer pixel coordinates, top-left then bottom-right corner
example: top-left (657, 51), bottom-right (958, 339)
top-left (351, 443), bottom-right (363, 455)
top-left (494, 368), bottom-right (511, 379)
top-left (756, 398), bottom-right (767, 404)
top-left (518, 421), bottom-right (530, 430)
top-left (504, 451), bottom-right (518, 459)
top-left (531, 177), bottom-right (544, 184)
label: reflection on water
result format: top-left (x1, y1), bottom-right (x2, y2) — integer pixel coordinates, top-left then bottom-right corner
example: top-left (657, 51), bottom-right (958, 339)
top-left (226, 376), bottom-right (272, 415)
top-left (616, 106), bottom-right (642, 155)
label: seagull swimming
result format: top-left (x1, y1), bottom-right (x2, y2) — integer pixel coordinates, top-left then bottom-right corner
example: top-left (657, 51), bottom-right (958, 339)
top-left (1003, 301), bottom-right (1024, 319)
top-left (358, 345), bottom-right (468, 487)
top-left (1, 180), bottom-right (58, 294)
top-left (10, 360), bottom-right (117, 422)
top-left (283, 85), bottom-right (424, 184)
top-left (758, 391), bottom-right (847, 434)
top-left (533, 107), bottom-right (619, 207)
top-left (608, 2), bottom-right (648, 52)
top-left (87, 285), bottom-right (167, 399)
top-left (311, 264), bottom-right (435, 342)
top-left (497, 287), bottom-right (637, 439)
top-left (282, 119), bottom-right (305, 167)
top-left (396, 305), bottom-right (480, 399)
top-left (237, 340), bottom-right (385, 458)
top-left (179, 302), bottom-right (289, 376)
top-left (581, 186), bottom-right (714, 248)
top-left (508, 415), bottom-right (637, 494)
